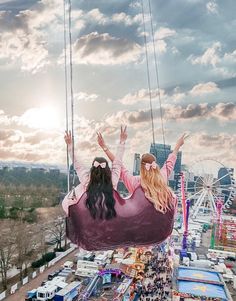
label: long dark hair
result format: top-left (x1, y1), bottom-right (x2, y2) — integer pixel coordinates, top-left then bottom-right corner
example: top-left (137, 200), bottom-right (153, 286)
top-left (86, 157), bottom-right (116, 220)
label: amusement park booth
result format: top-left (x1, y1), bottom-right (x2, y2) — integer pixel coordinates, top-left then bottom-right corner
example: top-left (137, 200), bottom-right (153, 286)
top-left (172, 266), bottom-right (233, 301)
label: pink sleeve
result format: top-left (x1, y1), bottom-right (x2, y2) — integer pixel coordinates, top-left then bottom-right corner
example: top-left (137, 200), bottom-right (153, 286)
top-left (120, 165), bottom-right (140, 194)
top-left (68, 145), bottom-right (89, 185)
top-left (62, 184), bottom-right (85, 216)
top-left (111, 144), bottom-right (125, 189)
top-left (62, 189), bottom-right (77, 216)
top-left (160, 153), bottom-right (177, 182)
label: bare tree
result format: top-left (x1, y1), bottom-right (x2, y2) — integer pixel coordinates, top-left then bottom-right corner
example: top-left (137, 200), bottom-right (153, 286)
top-left (48, 216), bottom-right (66, 250)
top-left (42, 207), bottom-right (66, 251)
top-left (36, 224), bottom-right (49, 264)
top-left (13, 221), bottom-right (38, 281)
top-left (0, 221), bottom-right (16, 290)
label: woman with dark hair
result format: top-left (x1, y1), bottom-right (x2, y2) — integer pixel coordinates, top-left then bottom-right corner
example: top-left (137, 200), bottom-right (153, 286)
top-left (62, 127), bottom-right (127, 220)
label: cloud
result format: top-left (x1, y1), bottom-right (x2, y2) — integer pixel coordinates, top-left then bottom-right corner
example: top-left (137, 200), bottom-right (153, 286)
top-left (188, 44), bottom-right (236, 77)
top-left (19, 0), bottom-right (62, 30)
top-left (224, 50), bottom-right (236, 63)
top-left (106, 102), bottom-right (236, 127)
top-left (211, 103), bottom-right (236, 120)
top-left (171, 92), bottom-right (186, 103)
top-left (77, 140), bottom-right (97, 153)
top-left (118, 82), bottom-right (219, 106)
top-left (164, 102), bottom-right (236, 121)
top-left (0, 106), bottom-right (235, 169)
top-left (0, 125), bottom-right (64, 164)
top-left (129, 127), bottom-right (172, 151)
top-left (71, 7), bottom-right (143, 31)
top-left (0, 148), bottom-right (56, 162)
top-left (193, 133), bottom-right (236, 150)
top-left (154, 27), bottom-right (176, 40)
top-left (0, 110), bottom-right (12, 126)
top-left (0, 0), bottom-right (15, 3)
top-left (142, 27), bottom-right (177, 54)
top-left (118, 88), bottom-right (166, 105)
top-left (150, 39), bottom-right (168, 54)
top-left (184, 132), bottom-right (236, 170)
top-left (129, 1), bottom-right (141, 9)
top-left (0, 108), bottom-right (170, 167)
top-left (73, 32), bottom-right (142, 65)
top-left (189, 82), bottom-right (219, 96)
top-left (112, 12), bottom-right (142, 26)
top-left (170, 87), bottom-right (186, 103)
top-left (0, 30), bottom-right (49, 73)
top-left (86, 8), bottom-right (107, 25)
top-left (189, 42), bottom-right (221, 66)
top-left (0, 129), bottom-right (22, 144)
top-left (84, 8), bottom-right (143, 27)
top-left (74, 92), bottom-right (99, 102)
top-left (14, 107), bottom-right (61, 130)
top-left (0, 0), bottom-right (62, 72)
top-left (0, 107), bottom-right (62, 132)
top-left (206, 1), bottom-right (218, 14)
top-left (23, 131), bottom-right (57, 145)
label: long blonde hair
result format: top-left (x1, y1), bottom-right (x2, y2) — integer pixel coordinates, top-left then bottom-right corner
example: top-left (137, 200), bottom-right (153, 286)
top-left (140, 153), bottom-right (173, 213)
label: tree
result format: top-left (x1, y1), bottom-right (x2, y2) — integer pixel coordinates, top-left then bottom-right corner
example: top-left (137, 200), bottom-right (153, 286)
top-left (48, 216), bottom-right (66, 251)
top-left (0, 197), bottom-right (6, 218)
top-left (36, 224), bottom-right (49, 264)
top-left (13, 221), bottom-right (38, 280)
top-left (0, 221), bottom-right (16, 290)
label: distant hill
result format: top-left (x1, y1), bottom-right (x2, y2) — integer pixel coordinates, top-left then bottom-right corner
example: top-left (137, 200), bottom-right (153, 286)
top-left (0, 160), bottom-right (66, 173)
top-left (0, 168), bottom-right (79, 212)
top-left (0, 167), bottom-right (68, 189)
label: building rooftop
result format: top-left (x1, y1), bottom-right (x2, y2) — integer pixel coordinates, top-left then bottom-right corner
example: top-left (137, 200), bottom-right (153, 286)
top-left (173, 266), bottom-right (233, 301)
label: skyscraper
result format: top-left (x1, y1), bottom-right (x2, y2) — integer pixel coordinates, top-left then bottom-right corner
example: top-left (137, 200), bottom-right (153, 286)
top-left (133, 153), bottom-right (141, 175)
top-left (150, 143), bottom-right (182, 174)
top-left (218, 167), bottom-right (234, 185)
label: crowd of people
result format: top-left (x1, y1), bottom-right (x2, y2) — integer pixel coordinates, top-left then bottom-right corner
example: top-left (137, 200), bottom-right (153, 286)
top-left (139, 245), bottom-right (173, 301)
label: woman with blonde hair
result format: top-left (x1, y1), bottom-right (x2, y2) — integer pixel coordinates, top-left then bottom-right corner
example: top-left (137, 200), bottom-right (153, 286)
top-left (97, 131), bottom-right (187, 214)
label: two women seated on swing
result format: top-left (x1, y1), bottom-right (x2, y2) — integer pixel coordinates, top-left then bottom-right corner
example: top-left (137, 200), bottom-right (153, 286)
top-left (62, 127), bottom-right (187, 219)
top-left (62, 127), bottom-right (187, 249)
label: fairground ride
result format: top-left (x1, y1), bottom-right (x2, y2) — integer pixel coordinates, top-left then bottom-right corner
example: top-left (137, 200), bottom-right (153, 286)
top-left (182, 159), bottom-right (235, 222)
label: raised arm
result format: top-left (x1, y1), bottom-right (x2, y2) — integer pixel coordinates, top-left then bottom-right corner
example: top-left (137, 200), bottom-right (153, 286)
top-left (97, 126), bottom-right (140, 192)
top-left (111, 144), bottom-right (125, 189)
top-left (172, 133), bottom-right (188, 156)
top-left (64, 131), bottom-right (89, 185)
top-left (161, 133), bottom-right (188, 181)
top-left (110, 126), bottom-right (127, 189)
top-left (120, 166), bottom-right (140, 194)
top-left (97, 131), bottom-right (115, 162)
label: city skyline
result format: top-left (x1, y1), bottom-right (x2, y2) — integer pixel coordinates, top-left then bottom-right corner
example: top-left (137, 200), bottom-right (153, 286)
top-left (0, 0), bottom-right (235, 172)
top-left (131, 143), bottom-right (235, 196)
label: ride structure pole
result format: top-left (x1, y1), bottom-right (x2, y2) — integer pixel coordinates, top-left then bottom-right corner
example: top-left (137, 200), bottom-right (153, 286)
top-left (182, 200), bottom-right (190, 251)
top-left (216, 199), bottom-right (223, 240)
top-left (210, 223), bottom-right (216, 249)
top-left (180, 172), bottom-right (190, 259)
top-left (180, 172), bottom-right (186, 231)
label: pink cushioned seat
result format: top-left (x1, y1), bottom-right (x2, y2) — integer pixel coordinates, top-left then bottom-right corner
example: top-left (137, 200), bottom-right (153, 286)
top-left (66, 186), bottom-right (175, 251)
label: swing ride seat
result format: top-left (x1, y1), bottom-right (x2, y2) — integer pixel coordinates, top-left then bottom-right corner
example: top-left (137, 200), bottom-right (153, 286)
top-left (66, 186), bottom-right (175, 251)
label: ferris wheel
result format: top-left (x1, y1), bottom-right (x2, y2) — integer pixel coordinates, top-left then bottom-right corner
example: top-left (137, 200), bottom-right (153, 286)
top-left (183, 159), bottom-right (235, 221)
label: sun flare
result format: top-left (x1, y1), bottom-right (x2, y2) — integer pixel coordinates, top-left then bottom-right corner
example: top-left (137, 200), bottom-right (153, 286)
top-left (21, 107), bottom-right (61, 130)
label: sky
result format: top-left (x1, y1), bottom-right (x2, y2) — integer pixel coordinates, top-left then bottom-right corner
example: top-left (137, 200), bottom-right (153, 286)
top-left (0, 0), bottom-right (235, 173)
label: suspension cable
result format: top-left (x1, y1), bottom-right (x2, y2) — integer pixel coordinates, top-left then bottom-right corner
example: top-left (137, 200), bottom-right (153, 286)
top-left (147, 0), bottom-right (168, 167)
top-left (68, 0), bottom-right (76, 193)
top-left (141, 0), bottom-right (155, 145)
top-left (63, 0), bottom-right (70, 193)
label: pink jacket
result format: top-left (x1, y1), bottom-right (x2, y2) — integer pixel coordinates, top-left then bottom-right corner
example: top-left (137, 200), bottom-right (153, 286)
top-left (120, 152), bottom-right (177, 203)
top-left (62, 144), bottom-right (125, 215)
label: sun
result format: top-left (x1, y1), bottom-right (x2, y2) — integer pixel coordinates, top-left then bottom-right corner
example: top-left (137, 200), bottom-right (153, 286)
top-left (21, 107), bottom-right (61, 130)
